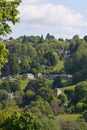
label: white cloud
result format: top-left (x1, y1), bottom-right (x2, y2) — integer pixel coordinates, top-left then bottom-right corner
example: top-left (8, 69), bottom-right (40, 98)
top-left (20, 0), bottom-right (41, 5)
top-left (14, 1), bottom-right (87, 38)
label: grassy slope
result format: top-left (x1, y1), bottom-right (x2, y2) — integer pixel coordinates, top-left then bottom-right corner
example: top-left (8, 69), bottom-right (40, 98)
top-left (62, 84), bottom-right (75, 92)
top-left (53, 61), bottom-right (64, 72)
top-left (61, 80), bottom-right (87, 92)
top-left (19, 78), bottom-right (29, 90)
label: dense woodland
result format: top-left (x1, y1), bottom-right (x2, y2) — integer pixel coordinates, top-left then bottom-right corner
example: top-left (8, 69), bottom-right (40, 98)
top-left (0, 0), bottom-right (87, 130)
top-left (0, 34), bottom-right (87, 129)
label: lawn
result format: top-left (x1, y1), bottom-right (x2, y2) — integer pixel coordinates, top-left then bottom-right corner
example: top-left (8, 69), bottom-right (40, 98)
top-left (19, 78), bottom-right (29, 90)
top-left (53, 60), bottom-right (64, 72)
top-left (62, 84), bottom-right (75, 92)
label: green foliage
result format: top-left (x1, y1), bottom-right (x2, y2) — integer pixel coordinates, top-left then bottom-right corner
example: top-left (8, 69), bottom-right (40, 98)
top-left (58, 93), bottom-right (68, 106)
top-left (19, 78), bottom-right (29, 90)
top-left (58, 119), bottom-right (80, 130)
top-left (57, 114), bottom-right (87, 130)
top-left (40, 116), bottom-right (60, 130)
top-left (46, 33), bottom-right (55, 40)
top-left (2, 1), bottom-right (87, 129)
top-left (44, 51), bottom-right (58, 66)
top-left (8, 54), bottom-right (21, 75)
top-left (0, 110), bottom-right (10, 124)
top-left (30, 59), bottom-right (40, 74)
top-left (2, 98), bottom-right (17, 109)
top-left (30, 98), bottom-right (53, 116)
top-left (0, 80), bottom-right (10, 92)
top-left (74, 81), bottom-right (87, 104)
top-left (0, 0), bottom-right (21, 36)
top-left (0, 111), bottom-right (41, 130)
top-left (65, 41), bottom-right (87, 75)
top-left (0, 80), bottom-right (21, 92)
top-left (53, 61), bottom-right (64, 73)
top-left (0, 89), bottom-right (8, 101)
top-left (25, 78), bottom-right (48, 93)
top-left (52, 77), bottom-right (63, 89)
top-left (84, 35), bottom-right (87, 42)
top-left (23, 90), bottom-right (35, 105)
top-left (0, 41), bottom-right (8, 70)
top-left (30, 107), bottom-right (42, 118)
top-left (76, 118), bottom-right (87, 130)
top-left (50, 99), bottom-right (65, 114)
top-left (20, 56), bottom-right (30, 74)
top-left (57, 113), bottom-right (83, 130)
top-left (82, 110), bottom-right (87, 122)
top-left (63, 86), bottom-right (75, 101)
top-left (72, 69), bottom-right (87, 84)
top-left (1, 31), bottom-right (87, 130)
top-left (23, 79), bottom-right (49, 105)
top-left (37, 87), bottom-right (54, 102)
top-left (76, 102), bottom-right (87, 113)
top-left (0, 0), bottom-right (21, 78)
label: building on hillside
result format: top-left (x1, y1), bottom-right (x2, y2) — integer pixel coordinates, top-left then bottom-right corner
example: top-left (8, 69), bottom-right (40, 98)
top-left (8, 93), bottom-right (14, 98)
top-left (55, 88), bottom-right (62, 97)
top-left (37, 73), bottom-right (42, 78)
top-left (26, 73), bottom-right (34, 80)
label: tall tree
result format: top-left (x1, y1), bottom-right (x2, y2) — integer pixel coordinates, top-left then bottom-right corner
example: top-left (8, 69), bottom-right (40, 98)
top-left (0, 41), bottom-right (8, 71)
top-left (0, 0), bottom-right (21, 74)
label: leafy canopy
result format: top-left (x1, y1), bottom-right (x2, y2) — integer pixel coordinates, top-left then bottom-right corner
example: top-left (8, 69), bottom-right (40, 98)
top-left (0, 0), bottom-right (21, 72)
top-left (0, 0), bottom-right (21, 36)
top-left (0, 41), bottom-right (8, 70)
top-left (0, 111), bottom-right (41, 130)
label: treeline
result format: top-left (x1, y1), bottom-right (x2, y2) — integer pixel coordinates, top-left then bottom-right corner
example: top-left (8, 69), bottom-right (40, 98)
top-left (2, 34), bottom-right (87, 83)
top-left (2, 33), bottom-right (69, 76)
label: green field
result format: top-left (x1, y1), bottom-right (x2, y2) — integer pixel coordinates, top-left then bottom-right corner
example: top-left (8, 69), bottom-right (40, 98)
top-left (19, 78), bottom-right (29, 90)
top-left (53, 61), bottom-right (64, 71)
top-left (62, 84), bottom-right (75, 92)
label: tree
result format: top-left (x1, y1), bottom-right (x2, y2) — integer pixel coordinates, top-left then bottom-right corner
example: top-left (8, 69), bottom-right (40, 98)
top-left (40, 116), bottom-right (60, 130)
top-left (46, 33), bottom-right (55, 40)
top-left (84, 35), bottom-right (87, 42)
top-left (0, 110), bottom-right (10, 124)
top-left (52, 77), bottom-right (63, 89)
top-left (8, 54), bottom-right (21, 75)
top-left (0, 0), bottom-right (21, 75)
top-left (0, 89), bottom-right (8, 101)
top-left (0, 41), bottom-right (8, 71)
top-left (39, 35), bottom-right (44, 43)
top-left (24, 79), bottom-right (47, 93)
top-left (0, 0), bottom-right (21, 36)
top-left (58, 93), bottom-right (68, 106)
top-left (73, 81), bottom-right (87, 105)
top-left (30, 98), bottom-right (53, 116)
top-left (58, 118), bottom-right (80, 130)
top-left (65, 41), bottom-right (87, 74)
top-left (44, 51), bottom-right (58, 66)
top-left (20, 56), bottom-right (30, 74)
top-left (0, 111), bottom-right (41, 130)
top-left (82, 110), bottom-right (87, 122)
top-left (37, 87), bottom-right (54, 102)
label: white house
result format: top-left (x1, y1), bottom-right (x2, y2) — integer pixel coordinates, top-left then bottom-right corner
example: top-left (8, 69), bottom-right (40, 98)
top-left (26, 73), bottom-right (34, 80)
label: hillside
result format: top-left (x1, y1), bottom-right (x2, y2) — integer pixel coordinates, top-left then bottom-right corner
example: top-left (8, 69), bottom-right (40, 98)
top-left (0, 34), bottom-right (87, 129)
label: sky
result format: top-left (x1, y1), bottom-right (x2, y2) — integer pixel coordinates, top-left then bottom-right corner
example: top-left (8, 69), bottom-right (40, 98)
top-left (8, 0), bottom-right (87, 39)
